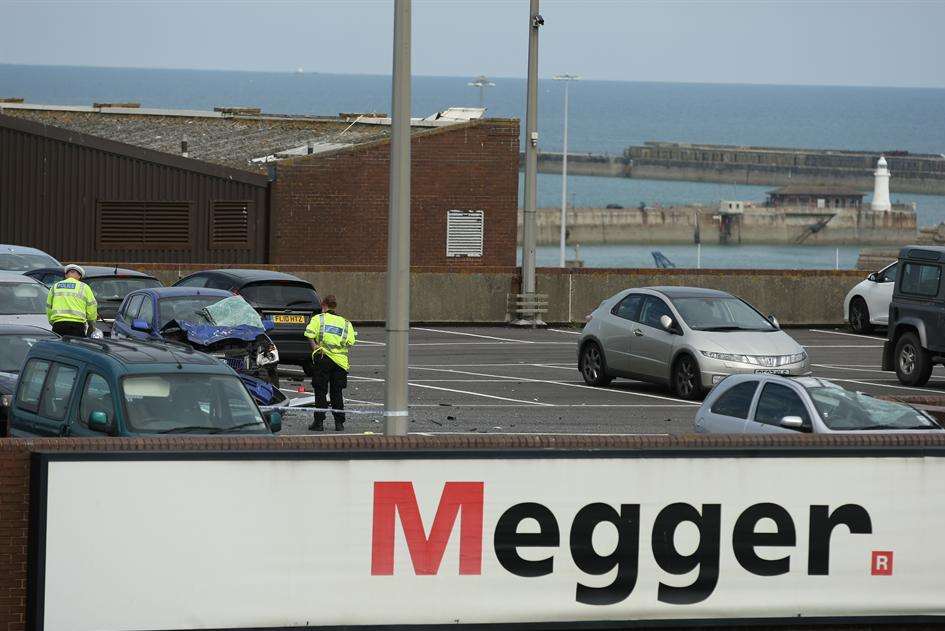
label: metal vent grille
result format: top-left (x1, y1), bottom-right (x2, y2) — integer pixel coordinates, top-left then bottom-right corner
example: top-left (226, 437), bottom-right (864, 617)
top-left (446, 210), bottom-right (484, 258)
top-left (210, 201), bottom-right (252, 249)
top-left (97, 201), bottom-right (192, 249)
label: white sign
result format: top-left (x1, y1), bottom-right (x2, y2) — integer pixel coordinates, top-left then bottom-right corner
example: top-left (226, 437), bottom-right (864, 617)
top-left (33, 452), bottom-right (945, 630)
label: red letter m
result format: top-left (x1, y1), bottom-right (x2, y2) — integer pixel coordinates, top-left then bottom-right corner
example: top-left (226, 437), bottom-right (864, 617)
top-left (371, 481), bottom-right (484, 575)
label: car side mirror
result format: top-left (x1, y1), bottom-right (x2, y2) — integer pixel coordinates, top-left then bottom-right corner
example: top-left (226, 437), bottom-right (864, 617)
top-left (780, 415), bottom-right (809, 432)
top-left (659, 314), bottom-right (678, 333)
top-left (88, 410), bottom-right (111, 433)
top-left (264, 410), bottom-right (282, 433)
top-left (131, 319), bottom-right (150, 332)
top-left (768, 315), bottom-right (780, 329)
top-left (867, 272), bottom-right (878, 282)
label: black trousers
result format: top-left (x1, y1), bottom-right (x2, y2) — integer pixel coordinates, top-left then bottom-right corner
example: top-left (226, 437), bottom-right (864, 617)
top-left (52, 321), bottom-right (88, 337)
top-left (312, 354), bottom-right (348, 423)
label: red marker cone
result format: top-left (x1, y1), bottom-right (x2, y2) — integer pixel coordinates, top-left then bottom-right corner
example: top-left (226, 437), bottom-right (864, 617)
top-left (297, 385), bottom-right (306, 393)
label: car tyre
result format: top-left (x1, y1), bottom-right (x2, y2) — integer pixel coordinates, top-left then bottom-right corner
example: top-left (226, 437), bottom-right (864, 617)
top-left (849, 298), bottom-right (873, 334)
top-left (579, 342), bottom-right (612, 387)
top-left (895, 332), bottom-right (933, 386)
top-left (672, 354), bottom-right (705, 400)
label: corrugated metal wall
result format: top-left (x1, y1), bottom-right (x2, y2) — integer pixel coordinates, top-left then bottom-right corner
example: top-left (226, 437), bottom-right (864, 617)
top-left (0, 118), bottom-right (269, 264)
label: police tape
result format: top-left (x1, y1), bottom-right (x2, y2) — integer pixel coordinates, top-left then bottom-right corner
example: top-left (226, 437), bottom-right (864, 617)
top-left (260, 396), bottom-right (382, 415)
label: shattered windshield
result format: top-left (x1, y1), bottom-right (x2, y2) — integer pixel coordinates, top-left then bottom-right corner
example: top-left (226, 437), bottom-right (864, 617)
top-left (200, 296), bottom-right (265, 328)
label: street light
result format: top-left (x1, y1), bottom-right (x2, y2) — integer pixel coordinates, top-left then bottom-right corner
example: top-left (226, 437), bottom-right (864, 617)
top-left (553, 73), bottom-right (579, 268)
top-left (467, 75), bottom-right (495, 109)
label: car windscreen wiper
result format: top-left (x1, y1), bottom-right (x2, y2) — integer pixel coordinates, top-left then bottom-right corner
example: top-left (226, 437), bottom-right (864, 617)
top-left (850, 424), bottom-right (937, 430)
top-left (158, 425), bottom-right (223, 434)
top-left (216, 422), bottom-right (266, 433)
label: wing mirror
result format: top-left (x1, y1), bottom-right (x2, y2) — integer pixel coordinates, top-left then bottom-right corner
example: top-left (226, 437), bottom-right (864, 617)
top-left (131, 318), bottom-right (150, 332)
top-left (768, 315), bottom-right (780, 329)
top-left (88, 410), bottom-right (111, 433)
top-left (780, 415), bottom-right (809, 432)
top-left (867, 272), bottom-right (878, 282)
top-left (659, 314), bottom-right (679, 333)
top-left (264, 410), bottom-right (282, 433)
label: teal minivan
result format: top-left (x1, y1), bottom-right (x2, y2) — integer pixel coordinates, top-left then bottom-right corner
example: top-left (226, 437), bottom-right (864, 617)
top-left (11, 337), bottom-right (281, 437)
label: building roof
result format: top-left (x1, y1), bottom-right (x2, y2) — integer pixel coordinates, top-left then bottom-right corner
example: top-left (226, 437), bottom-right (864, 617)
top-left (0, 103), bottom-right (490, 176)
top-left (768, 185), bottom-right (865, 197)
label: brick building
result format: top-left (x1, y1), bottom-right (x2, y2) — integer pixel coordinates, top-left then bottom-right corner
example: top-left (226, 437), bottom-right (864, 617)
top-left (0, 103), bottom-right (519, 267)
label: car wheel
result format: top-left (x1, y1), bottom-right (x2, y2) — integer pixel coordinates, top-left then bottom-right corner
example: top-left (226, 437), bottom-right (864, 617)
top-left (579, 342), bottom-right (613, 387)
top-left (895, 332), bottom-right (932, 386)
top-left (849, 298), bottom-right (873, 334)
top-left (672, 354), bottom-right (705, 400)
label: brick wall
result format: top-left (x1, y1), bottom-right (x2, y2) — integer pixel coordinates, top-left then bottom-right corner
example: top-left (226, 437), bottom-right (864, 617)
top-left (268, 119), bottom-right (520, 267)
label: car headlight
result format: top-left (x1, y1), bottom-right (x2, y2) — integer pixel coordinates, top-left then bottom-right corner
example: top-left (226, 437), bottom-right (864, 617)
top-left (786, 351), bottom-right (808, 364)
top-left (701, 351), bottom-right (753, 364)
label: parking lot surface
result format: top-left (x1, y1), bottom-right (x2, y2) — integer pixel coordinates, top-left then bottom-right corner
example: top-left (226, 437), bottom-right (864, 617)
top-left (276, 325), bottom-right (930, 435)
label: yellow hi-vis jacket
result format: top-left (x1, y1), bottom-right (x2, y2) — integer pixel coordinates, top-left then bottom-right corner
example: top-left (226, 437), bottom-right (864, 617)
top-left (46, 279), bottom-right (97, 325)
top-left (304, 312), bottom-right (357, 371)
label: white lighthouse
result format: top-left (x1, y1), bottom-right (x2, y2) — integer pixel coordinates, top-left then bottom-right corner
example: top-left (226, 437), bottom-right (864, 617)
top-left (871, 155), bottom-right (892, 211)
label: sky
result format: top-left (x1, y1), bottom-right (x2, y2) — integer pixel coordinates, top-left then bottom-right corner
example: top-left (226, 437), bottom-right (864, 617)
top-left (1, 0), bottom-right (944, 88)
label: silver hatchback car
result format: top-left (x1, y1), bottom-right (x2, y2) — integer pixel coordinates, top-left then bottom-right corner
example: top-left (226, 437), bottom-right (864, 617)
top-left (578, 286), bottom-right (810, 399)
top-left (696, 374), bottom-right (944, 434)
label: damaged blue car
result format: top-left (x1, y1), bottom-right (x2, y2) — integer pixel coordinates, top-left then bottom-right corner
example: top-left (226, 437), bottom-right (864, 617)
top-left (111, 287), bottom-right (286, 406)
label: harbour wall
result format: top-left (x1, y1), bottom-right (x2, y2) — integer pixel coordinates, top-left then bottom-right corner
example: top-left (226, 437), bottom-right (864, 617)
top-left (91, 263), bottom-right (866, 326)
top-left (517, 206), bottom-right (916, 246)
top-left (530, 144), bottom-right (945, 195)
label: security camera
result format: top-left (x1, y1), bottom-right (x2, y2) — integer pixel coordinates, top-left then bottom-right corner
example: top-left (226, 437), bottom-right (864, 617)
top-left (531, 13), bottom-right (544, 28)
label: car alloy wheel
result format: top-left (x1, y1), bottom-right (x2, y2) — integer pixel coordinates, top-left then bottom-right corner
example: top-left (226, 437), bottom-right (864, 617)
top-left (673, 354), bottom-right (703, 400)
top-left (849, 299), bottom-right (872, 334)
top-left (899, 343), bottom-right (916, 375)
top-left (579, 343), bottom-right (612, 387)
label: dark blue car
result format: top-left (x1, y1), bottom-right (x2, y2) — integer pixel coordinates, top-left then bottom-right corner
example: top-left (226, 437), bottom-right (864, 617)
top-left (111, 287), bottom-right (285, 405)
top-left (111, 287), bottom-right (233, 340)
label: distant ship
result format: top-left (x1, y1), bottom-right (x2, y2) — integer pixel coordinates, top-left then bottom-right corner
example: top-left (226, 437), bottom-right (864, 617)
top-left (295, 67), bottom-right (304, 75)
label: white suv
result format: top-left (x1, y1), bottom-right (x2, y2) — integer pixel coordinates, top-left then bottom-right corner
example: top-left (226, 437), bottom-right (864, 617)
top-left (843, 261), bottom-right (897, 334)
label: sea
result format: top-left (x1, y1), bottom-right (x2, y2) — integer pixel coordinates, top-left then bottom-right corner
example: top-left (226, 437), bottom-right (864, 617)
top-left (3, 64), bottom-right (944, 269)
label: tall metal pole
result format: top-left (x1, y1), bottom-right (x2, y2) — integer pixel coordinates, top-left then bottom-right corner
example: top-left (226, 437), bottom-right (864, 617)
top-left (385, 0), bottom-right (411, 435)
top-left (554, 74), bottom-right (579, 267)
top-left (467, 75), bottom-right (495, 110)
top-left (521, 0), bottom-right (541, 297)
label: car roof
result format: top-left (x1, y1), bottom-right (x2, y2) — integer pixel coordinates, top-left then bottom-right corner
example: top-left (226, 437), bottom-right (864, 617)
top-left (641, 286), bottom-right (733, 299)
top-left (0, 324), bottom-right (57, 336)
top-left (140, 287), bottom-right (233, 299)
top-left (0, 244), bottom-right (58, 259)
top-left (32, 337), bottom-right (224, 368)
top-left (29, 266), bottom-right (157, 279)
top-left (899, 245), bottom-right (945, 261)
top-left (0, 272), bottom-right (45, 284)
top-left (188, 269), bottom-right (311, 285)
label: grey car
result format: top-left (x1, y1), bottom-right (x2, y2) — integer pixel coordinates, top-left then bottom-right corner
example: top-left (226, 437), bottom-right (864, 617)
top-left (0, 244), bottom-right (59, 273)
top-left (696, 374), bottom-right (944, 434)
top-left (0, 272), bottom-right (51, 330)
top-left (578, 286), bottom-right (810, 399)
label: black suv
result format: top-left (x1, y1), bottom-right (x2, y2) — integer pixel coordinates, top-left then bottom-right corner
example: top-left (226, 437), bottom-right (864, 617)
top-left (173, 269), bottom-right (320, 373)
top-left (882, 245), bottom-right (945, 386)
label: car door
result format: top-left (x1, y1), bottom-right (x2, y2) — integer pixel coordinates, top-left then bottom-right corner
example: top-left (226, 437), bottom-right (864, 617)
top-left (699, 379), bottom-right (760, 433)
top-left (121, 294), bottom-right (148, 341)
top-left (629, 295), bottom-right (677, 381)
top-left (111, 293), bottom-right (140, 339)
top-left (30, 361), bottom-right (80, 436)
top-left (597, 293), bottom-right (643, 373)
top-left (11, 358), bottom-right (52, 436)
top-left (136, 294), bottom-right (158, 337)
top-left (865, 262), bottom-right (897, 325)
top-left (895, 261), bottom-right (945, 351)
top-left (69, 371), bottom-right (118, 436)
top-left (748, 381), bottom-right (813, 434)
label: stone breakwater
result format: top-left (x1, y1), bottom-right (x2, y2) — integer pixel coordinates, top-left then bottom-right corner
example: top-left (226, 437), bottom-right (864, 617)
top-left (518, 206), bottom-right (917, 246)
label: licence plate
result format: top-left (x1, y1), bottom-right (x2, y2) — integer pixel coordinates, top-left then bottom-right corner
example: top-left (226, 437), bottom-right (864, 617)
top-left (754, 369), bottom-right (791, 375)
top-left (272, 315), bottom-right (307, 324)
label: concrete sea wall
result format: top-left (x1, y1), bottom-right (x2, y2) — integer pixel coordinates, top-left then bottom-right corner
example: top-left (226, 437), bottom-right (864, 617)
top-left (98, 263), bottom-right (866, 326)
top-left (518, 206), bottom-right (916, 246)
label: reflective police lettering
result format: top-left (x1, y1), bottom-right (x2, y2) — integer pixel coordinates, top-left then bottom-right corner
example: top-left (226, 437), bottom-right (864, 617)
top-left (370, 482), bottom-right (874, 606)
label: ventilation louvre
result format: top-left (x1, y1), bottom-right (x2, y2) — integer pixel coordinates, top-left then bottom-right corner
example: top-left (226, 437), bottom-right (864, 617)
top-left (97, 201), bottom-right (191, 249)
top-left (210, 201), bottom-right (252, 249)
top-left (446, 210), bottom-right (485, 258)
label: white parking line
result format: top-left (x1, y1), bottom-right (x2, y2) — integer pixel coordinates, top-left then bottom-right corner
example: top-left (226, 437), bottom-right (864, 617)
top-left (412, 366), bottom-right (701, 406)
top-left (349, 375), bottom-right (553, 406)
top-left (412, 327), bottom-right (535, 344)
top-left (808, 329), bottom-right (885, 341)
top-left (548, 328), bottom-right (581, 336)
top-left (812, 363), bottom-right (889, 374)
top-left (803, 345), bottom-right (883, 349)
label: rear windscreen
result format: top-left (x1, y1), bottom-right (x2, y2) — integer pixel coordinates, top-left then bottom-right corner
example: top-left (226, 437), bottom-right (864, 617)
top-left (88, 277), bottom-right (162, 301)
top-left (239, 283), bottom-right (319, 309)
